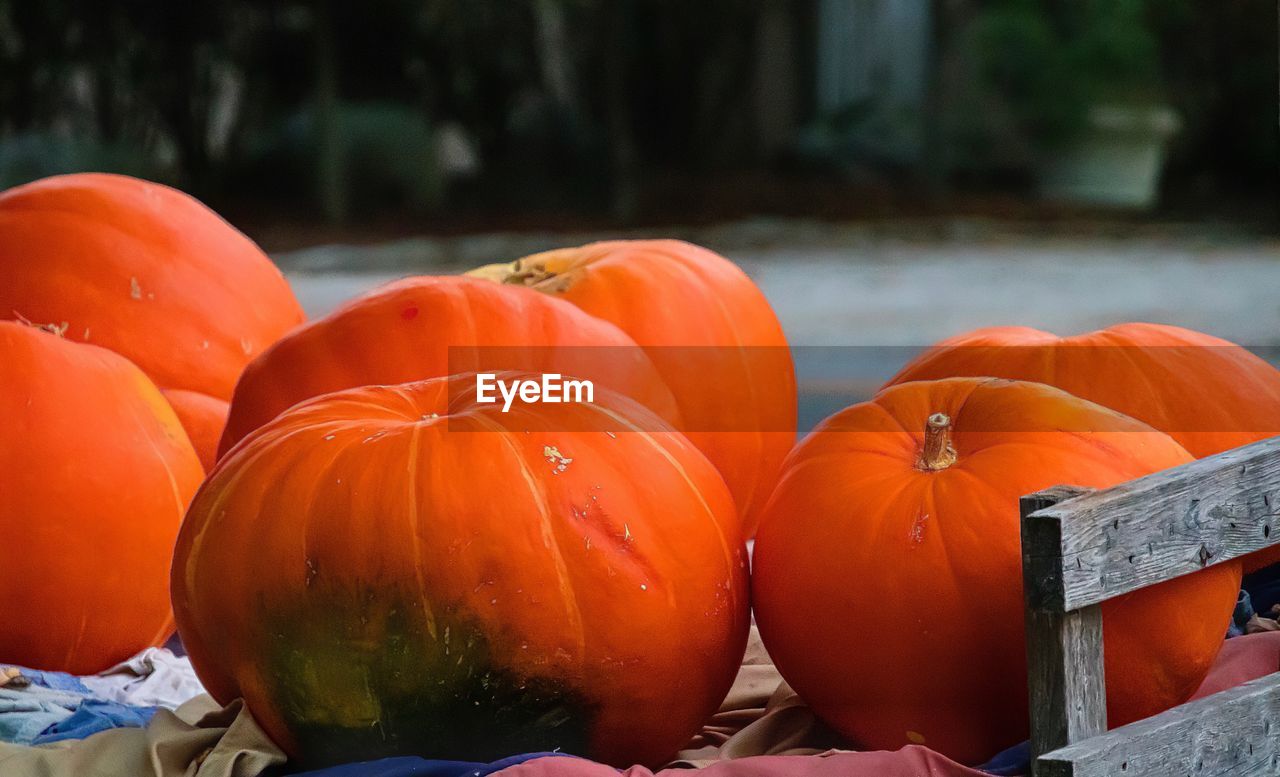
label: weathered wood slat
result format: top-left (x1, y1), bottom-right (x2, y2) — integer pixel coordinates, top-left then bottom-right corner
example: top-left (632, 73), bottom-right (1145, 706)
top-left (1035, 672), bottom-right (1280, 777)
top-left (1022, 487), bottom-right (1108, 772)
top-left (1024, 436), bottom-right (1280, 613)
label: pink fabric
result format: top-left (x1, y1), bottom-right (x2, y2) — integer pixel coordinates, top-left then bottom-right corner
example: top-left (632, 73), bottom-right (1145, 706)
top-left (1191, 630), bottom-right (1280, 699)
top-left (496, 632), bottom-right (1280, 776)
top-left (500, 746), bottom-right (989, 776)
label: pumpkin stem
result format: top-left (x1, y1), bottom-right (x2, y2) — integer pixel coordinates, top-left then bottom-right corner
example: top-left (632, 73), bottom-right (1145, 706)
top-left (466, 260), bottom-right (556, 287)
top-left (918, 413), bottom-right (957, 471)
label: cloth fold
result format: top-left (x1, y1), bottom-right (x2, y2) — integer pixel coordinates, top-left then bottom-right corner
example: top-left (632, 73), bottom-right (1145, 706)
top-left (0, 696), bottom-right (286, 777)
top-left (2, 626), bottom-right (1279, 776)
top-left (0, 647), bottom-right (204, 747)
top-left (81, 648), bottom-right (207, 709)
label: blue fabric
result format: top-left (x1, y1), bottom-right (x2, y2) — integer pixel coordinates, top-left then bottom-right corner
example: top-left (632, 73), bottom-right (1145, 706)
top-left (18, 669), bottom-right (91, 694)
top-left (1228, 589), bottom-right (1255, 637)
top-left (978, 740), bottom-right (1028, 775)
top-left (31, 699), bottom-right (157, 744)
top-left (0, 686), bottom-right (79, 744)
top-left (288, 752), bottom-right (572, 777)
top-left (0, 664), bottom-right (158, 745)
top-left (1244, 563), bottom-right (1280, 617)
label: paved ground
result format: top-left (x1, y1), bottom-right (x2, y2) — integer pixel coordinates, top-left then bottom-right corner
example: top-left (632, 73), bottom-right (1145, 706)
top-left (278, 223), bottom-right (1280, 430)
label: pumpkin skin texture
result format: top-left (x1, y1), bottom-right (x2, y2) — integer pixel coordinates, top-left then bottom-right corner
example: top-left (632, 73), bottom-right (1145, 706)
top-left (0, 322), bottom-right (203, 674)
top-left (752, 378), bottom-right (1240, 765)
top-left (0, 173), bottom-right (305, 404)
top-left (175, 374), bottom-right (749, 768)
top-left (887, 323), bottom-right (1280, 571)
top-left (162, 389), bottom-right (228, 472)
top-left (469, 239), bottom-right (796, 538)
top-left (888, 323), bottom-right (1280, 461)
top-left (218, 275), bottom-right (681, 456)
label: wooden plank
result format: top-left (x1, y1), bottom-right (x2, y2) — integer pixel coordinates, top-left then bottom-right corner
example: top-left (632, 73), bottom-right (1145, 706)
top-left (1035, 672), bottom-right (1280, 777)
top-left (1022, 487), bottom-right (1107, 771)
top-left (1025, 436), bottom-right (1280, 613)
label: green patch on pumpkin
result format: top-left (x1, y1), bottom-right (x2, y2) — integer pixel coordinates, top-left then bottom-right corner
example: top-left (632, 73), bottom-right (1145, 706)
top-left (259, 589), bottom-right (593, 768)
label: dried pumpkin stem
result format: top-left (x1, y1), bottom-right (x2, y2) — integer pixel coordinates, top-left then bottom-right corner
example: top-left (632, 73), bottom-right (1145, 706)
top-left (503, 260), bottom-right (556, 286)
top-left (918, 412), bottom-right (957, 471)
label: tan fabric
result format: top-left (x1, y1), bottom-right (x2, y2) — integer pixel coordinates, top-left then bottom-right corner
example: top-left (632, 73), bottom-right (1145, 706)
top-left (0, 696), bottom-right (285, 777)
top-left (669, 627), bottom-right (849, 767)
top-left (0, 626), bottom-right (837, 775)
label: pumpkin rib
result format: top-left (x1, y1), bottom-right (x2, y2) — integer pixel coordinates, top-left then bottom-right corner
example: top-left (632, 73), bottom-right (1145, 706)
top-left (403, 419), bottom-right (442, 643)
top-left (482, 412), bottom-right (590, 661)
top-left (654, 252), bottom-right (772, 524)
top-left (588, 402), bottom-right (744, 580)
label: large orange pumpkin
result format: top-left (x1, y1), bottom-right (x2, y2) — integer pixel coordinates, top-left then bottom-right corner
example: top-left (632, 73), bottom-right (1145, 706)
top-left (752, 377), bottom-right (1240, 765)
top-left (218, 275), bottom-right (680, 456)
top-left (887, 323), bottom-right (1280, 570)
top-left (175, 373), bottom-right (749, 768)
top-left (0, 322), bottom-right (204, 673)
top-left (0, 173), bottom-right (304, 463)
top-left (469, 240), bottom-right (795, 538)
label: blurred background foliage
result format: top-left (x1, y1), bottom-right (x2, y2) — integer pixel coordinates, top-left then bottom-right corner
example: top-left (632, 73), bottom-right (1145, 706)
top-left (0, 0), bottom-right (1274, 232)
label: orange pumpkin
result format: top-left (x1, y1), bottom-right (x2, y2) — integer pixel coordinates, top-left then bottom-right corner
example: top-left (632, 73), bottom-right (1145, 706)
top-left (174, 373), bottom-right (749, 768)
top-left (887, 323), bottom-right (1280, 570)
top-left (752, 378), bottom-right (1240, 765)
top-left (469, 239), bottom-right (796, 538)
top-left (0, 173), bottom-right (304, 459)
top-left (218, 275), bottom-right (680, 456)
top-left (887, 323), bottom-right (1280, 459)
top-left (162, 389), bottom-right (228, 472)
top-left (0, 322), bottom-right (204, 673)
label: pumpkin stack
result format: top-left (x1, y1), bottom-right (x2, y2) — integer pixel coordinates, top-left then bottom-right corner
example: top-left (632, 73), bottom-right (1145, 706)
top-left (177, 240), bottom-right (781, 767)
top-left (0, 173), bottom-right (305, 470)
top-left (0, 173), bottom-right (305, 674)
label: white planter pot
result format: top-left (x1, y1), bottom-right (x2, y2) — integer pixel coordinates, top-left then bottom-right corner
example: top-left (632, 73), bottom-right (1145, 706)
top-left (1038, 104), bottom-right (1181, 209)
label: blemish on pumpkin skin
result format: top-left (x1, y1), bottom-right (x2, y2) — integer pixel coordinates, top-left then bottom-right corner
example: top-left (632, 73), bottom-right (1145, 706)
top-left (908, 513), bottom-right (929, 546)
top-left (543, 445), bottom-right (572, 473)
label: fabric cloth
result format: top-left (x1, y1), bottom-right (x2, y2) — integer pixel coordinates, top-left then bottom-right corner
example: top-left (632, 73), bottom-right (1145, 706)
top-left (0, 685), bottom-right (82, 744)
top-left (1243, 563), bottom-right (1280, 615)
top-left (1190, 629), bottom-right (1280, 700)
top-left (0, 696), bottom-right (285, 777)
top-left (291, 752), bottom-right (573, 777)
top-left (671, 629), bottom-right (845, 766)
top-left (496, 748), bottom-right (995, 776)
top-left (3, 626), bottom-right (1280, 777)
top-left (0, 647), bottom-right (201, 747)
top-left (80, 648), bottom-right (207, 709)
top-left (32, 699), bottom-right (156, 745)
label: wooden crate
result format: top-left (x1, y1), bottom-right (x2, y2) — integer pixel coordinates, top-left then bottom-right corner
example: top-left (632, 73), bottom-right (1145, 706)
top-left (1021, 435), bottom-right (1280, 777)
